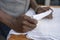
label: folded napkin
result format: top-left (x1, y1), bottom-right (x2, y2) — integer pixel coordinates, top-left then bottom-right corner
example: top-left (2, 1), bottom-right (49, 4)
top-left (26, 8), bottom-right (53, 20)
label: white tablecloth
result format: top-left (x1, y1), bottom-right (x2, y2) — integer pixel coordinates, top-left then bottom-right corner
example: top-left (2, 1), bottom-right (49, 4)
top-left (7, 8), bottom-right (60, 40)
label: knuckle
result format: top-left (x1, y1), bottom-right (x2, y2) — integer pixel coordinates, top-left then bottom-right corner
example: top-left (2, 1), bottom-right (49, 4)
top-left (22, 21), bottom-right (25, 24)
top-left (30, 24), bottom-right (36, 28)
top-left (33, 20), bottom-right (37, 24)
top-left (22, 21), bottom-right (29, 25)
top-left (33, 24), bottom-right (36, 28)
top-left (24, 15), bottom-right (30, 19)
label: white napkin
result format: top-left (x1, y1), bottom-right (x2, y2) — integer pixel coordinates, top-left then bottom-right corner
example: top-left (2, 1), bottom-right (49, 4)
top-left (7, 8), bottom-right (52, 40)
top-left (26, 8), bottom-right (52, 21)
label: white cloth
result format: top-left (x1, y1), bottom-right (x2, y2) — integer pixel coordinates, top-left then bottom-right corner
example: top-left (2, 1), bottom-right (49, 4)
top-left (7, 8), bottom-right (60, 40)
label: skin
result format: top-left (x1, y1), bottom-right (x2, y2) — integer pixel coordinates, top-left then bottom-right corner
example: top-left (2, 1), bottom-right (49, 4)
top-left (30, 0), bottom-right (53, 19)
top-left (0, 10), bottom-right (37, 33)
top-left (0, 0), bottom-right (52, 33)
top-left (30, 0), bottom-right (49, 12)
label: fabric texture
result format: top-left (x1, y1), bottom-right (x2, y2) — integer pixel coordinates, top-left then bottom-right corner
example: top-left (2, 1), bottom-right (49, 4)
top-left (0, 0), bottom-right (30, 17)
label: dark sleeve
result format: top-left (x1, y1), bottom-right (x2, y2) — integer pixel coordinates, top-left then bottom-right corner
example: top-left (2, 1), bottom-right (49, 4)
top-left (0, 22), bottom-right (11, 38)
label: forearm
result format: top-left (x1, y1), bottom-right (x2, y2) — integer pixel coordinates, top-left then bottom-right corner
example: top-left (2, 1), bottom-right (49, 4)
top-left (30, 0), bottom-right (38, 10)
top-left (0, 10), bottom-right (22, 32)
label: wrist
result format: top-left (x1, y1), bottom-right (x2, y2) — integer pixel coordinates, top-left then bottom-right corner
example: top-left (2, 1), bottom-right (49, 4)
top-left (35, 6), bottom-right (42, 14)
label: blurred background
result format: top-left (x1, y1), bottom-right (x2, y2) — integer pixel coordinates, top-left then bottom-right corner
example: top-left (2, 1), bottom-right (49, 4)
top-left (36, 0), bottom-right (60, 6)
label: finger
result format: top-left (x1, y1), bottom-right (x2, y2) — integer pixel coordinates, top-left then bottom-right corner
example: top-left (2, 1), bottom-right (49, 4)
top-left (23, 15), bottom-right (37, 24)
top-left (22, 25), bottom-right (33, 32)
top-left (43, 7), bottom-right (50, 10)
top-left (27, 18), bottom-right (37, 25)
top-left (22, 21), bottom-right (36, 29)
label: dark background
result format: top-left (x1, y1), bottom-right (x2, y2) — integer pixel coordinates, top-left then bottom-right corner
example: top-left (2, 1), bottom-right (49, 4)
top-left (36, 0), bottom-right (60, 6)
top-left (36, 0), bottom-right (45, 5)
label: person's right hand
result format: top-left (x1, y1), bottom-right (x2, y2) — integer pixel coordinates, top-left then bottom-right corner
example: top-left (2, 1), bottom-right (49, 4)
top-left (0, 10), bottom-right (37, 33)
top-left (16, 14), bottom-right (37, 33)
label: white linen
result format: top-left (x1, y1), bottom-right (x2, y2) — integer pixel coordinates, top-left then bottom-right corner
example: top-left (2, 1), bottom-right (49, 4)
top-left (7, 8), bottom-right (60, 40)
top-left (27, 8), bottom-right (60, 40)
top-left (26, 8), bottom-right (52, 20)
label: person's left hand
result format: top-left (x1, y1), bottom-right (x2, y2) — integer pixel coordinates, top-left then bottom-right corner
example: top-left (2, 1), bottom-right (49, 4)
top-left (36, 7), bottom-right (50, 14)
top-left (36, 7), bottom-right (53, 19)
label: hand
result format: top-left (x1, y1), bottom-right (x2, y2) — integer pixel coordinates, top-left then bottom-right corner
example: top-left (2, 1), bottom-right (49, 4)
top-left (36, 7), bottom-right (53, 19)
top-left (0, 10), bottom-right (37, 33)
top-left (17, 14), bottom-right (37, 33)
top-left (36, 7), bottom-right (50, 14)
